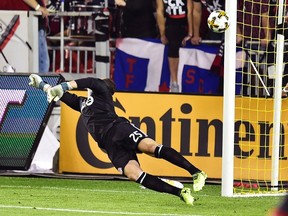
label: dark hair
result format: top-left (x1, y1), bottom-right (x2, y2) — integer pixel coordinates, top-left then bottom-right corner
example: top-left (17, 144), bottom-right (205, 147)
top-left (103, 79), bottom-right (116, 95)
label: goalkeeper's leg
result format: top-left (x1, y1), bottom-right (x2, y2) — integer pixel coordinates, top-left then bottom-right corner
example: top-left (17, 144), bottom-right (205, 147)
top-left (138, 139), bottom-right (207, 192)
top-left (154, 144), bottom-right (207, 191)
top-left (124, 160), bottom-right (194, 205)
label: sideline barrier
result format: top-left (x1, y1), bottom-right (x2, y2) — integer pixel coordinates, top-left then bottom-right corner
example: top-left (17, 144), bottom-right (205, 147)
top-left (0, 73), bottom-right (63, 170)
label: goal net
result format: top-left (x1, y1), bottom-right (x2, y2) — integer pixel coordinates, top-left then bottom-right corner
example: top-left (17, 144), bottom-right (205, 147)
top-left (222, 0), bottom-right (288, 196)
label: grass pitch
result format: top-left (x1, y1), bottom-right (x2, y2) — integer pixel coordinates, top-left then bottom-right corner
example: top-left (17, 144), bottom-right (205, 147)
top-left (0, 176), bottom-right (282, 216)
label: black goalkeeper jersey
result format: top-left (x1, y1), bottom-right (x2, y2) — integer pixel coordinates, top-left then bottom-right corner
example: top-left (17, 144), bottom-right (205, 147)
top-left (60, 78), bottom-right (119, 148)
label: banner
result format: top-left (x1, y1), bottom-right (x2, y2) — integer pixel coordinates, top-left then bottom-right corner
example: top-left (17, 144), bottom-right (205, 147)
top-left (114, 38), bottom-right (247, 94)
top-left (114, 38), bottom-right (221, 94)
top-left (114, 38), bottom-right (170, 92)
top-left (178, 44), bottom-right (220, 93)
top-left (59, 91), bottom-right (223, 177)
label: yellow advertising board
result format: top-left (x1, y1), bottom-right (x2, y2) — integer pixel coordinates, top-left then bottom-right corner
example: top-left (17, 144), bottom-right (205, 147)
top-left (59, 91), bottom-right (288, 180)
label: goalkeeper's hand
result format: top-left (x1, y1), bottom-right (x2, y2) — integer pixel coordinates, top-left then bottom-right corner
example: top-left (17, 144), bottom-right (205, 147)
top-left (29, 74), bottom-right (51, 92)
top-left (47, 82), bottom-right (72, 103)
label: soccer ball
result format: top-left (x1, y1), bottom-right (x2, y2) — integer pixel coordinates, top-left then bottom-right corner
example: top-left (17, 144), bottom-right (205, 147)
top-left (207, 10), bottom-right (230, 33)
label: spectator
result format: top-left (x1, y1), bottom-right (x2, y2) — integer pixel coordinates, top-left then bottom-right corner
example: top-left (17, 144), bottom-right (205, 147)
top-left (0, 0), bottom-right (50, 73)
top-left (267, 0), bottom-right (288, 94)
top-left (237, 0), bottom-right (271, 47)
top-left (191, 0), bottom-right (226, 95)
top-left (237, 0), bottom-right (272, 96)
top-left (113, 0), bottom-right (158, 38)
top-left (156, 0), bottom-right (193, 92)
top-left (35, 0), bottom-right (50, 73)
top-left (191, 0), bottom-right (225, 45)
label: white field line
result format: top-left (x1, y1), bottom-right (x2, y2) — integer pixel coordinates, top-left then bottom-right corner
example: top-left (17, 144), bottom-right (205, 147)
top-left (0, 205), bottom-right (206, 216)
top-left (0, 185), bottom-right (212, 197)
top-left (0, 184), bottom-right (144, 194)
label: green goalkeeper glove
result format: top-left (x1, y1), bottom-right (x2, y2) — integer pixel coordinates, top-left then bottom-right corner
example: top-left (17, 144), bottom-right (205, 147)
top-left (47, 82), bottom-right (72, 103)
top-left (28, 74), bottom-right (51, 92)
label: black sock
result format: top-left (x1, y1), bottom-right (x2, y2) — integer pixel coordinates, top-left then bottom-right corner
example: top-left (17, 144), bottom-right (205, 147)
top-left (154, 145), bottom-right (200, 175)
top-left (136, 172), bottom-right (181, 197)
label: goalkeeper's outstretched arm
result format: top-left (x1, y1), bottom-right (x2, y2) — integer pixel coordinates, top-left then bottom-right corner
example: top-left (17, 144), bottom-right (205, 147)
top-left (29, 76), bottom-right (114, 109)
top-left (28, 74), bottom-right (82, 111)
top-left (47, 81), bottom-right (74, 103)
top-left (60, 92), bottom-right (83, 112)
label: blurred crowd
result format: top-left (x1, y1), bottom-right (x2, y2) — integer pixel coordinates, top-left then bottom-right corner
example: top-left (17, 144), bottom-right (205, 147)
top-left (0, 0), bottom-right (285, 93)
top-left (43, 0), bottom-right (285, 92)
top-left (45, 0), bottom-right (228, 41)
top-left (45, 0), bottom-right (228, 92)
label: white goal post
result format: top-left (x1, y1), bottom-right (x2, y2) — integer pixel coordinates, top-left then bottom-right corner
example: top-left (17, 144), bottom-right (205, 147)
top-left (221, 0), bottom-right (237, 197)
top-left (222, 0), bottom-right (287, 197)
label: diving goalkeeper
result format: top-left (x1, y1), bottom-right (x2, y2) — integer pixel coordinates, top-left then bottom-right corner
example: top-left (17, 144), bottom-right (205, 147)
top-left (29, 74), bottom-right (207, 205)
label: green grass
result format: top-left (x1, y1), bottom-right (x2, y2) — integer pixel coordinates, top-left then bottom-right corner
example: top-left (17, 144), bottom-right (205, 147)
top-left (0, 176), bottom-right (282, 216)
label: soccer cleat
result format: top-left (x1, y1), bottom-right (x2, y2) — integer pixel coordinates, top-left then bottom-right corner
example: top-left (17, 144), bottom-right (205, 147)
top-left (192, 171), bottom-right (207, 192)
top-left (180, 187), bottom-right (194, 205)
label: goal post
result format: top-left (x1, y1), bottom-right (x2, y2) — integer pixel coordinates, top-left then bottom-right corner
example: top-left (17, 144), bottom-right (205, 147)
top-left (221, 0), bottom-right (237, 197)
top-left (222, 0), bottom-right (288, 197)
top-left (272, 33), bottom-right (285, 191)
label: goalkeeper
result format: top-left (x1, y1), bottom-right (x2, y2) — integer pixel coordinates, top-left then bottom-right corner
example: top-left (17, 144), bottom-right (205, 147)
top-left (29, 74), bottom-right (207, 205)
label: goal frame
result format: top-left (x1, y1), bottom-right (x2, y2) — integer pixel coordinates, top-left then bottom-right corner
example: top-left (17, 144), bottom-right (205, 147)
top-left (221, 0), bottom-right (286, 197)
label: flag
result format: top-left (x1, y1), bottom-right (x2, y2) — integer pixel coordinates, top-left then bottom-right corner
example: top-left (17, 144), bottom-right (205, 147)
top-left (114, 38), bottom-right (242, 94)
top-left (178, 44), bottom-right (220, 94)
top-left (114, 38), bottom-right (169, 92)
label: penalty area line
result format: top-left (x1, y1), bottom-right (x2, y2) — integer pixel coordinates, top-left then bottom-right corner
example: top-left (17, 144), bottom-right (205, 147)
top-left (0, 205), bottom-right (204, 216)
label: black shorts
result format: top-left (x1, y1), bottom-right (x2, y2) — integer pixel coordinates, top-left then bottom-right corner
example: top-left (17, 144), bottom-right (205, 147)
top-left (103, 119), bottom-right (148, 174)
top-left (165, 24), bottom-right (187, 58)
